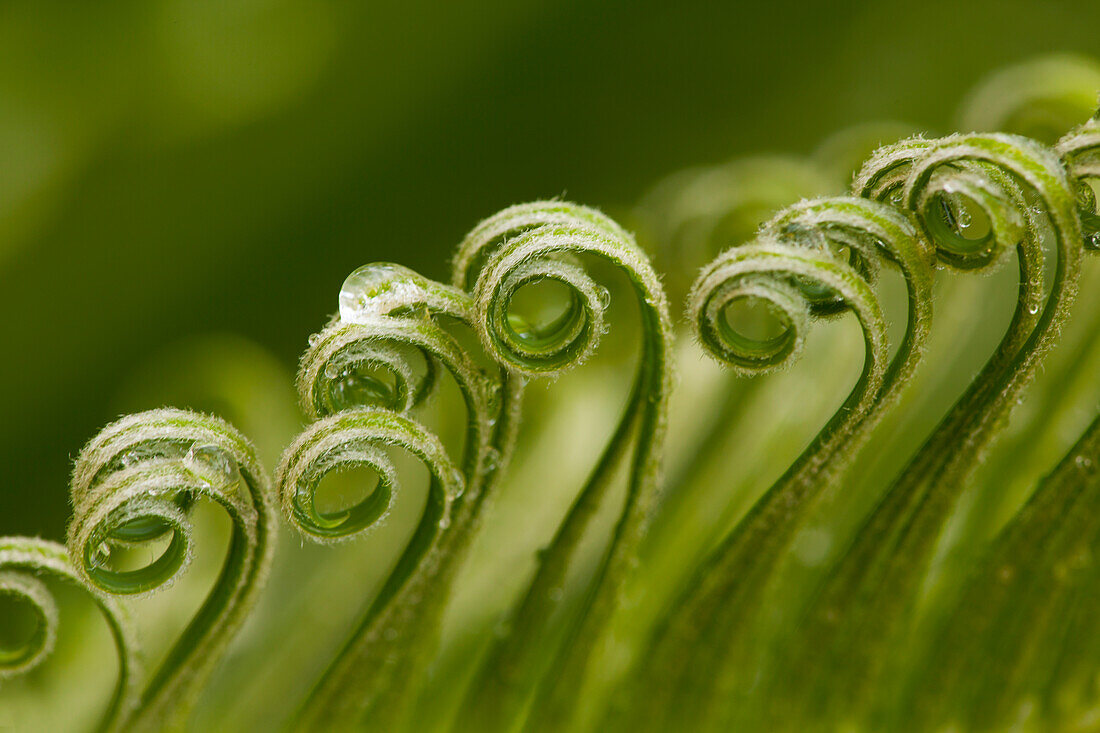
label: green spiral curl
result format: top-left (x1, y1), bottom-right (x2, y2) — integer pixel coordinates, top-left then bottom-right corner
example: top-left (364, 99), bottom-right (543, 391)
top-left (294, 319), bottom-right (482, 534)
top-left (0, 570), bottom-right (57, 680)
top-left (0, 537), bottom-right (140, 732)
top-left (612, 193), bottom-right (933, 731)
top-left (767, 131), bottom-right (1086, 729)
top-left (453, 201), bottom-right (646, 377)
top-left (1057, 108), bottom-right (1100, 249)
top-left (450, 201), bottom-right (672, 733)
top-left (277, 408), bottom-right (464, 730)
top-left (936, 62), bottom-right (1100, 561)
top-left (281, 262), bottom-right (518, 731)
top-left (618, 157), bottom-right (853, 695)
top-left (322, 261), bottom-right (513, 483)
top-left (889, 102), bottom-right (1100, 733)
top-left (66, 408), bottom-right (274, 732)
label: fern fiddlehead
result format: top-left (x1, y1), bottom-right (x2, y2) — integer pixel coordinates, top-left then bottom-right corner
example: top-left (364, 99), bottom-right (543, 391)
top-left (6, 51), bottom-right (1100, 733)
top-left (629, 157), bottom-right (840, 549)
top-left (611, 191), bottom-right (934, 731)
top-left (772, 129), bottom-right (1087, 729)
top-left (886, 103), bottom-right (1100, 733)
top-left (66, 408), bottom-right (275, 731)
top-left (0, 548), bottom-right (58, 683)
top-left (1058, 107), bottom-right (1100, 249)
top-left (0, 537), bottom-right (140, 732)
top-left (448, 201), bottom-right (673, 733)
top-left (280, 262), bottom-right (513, 731)
top-left (947, 102), bottom-right (1100, 549)
top-left (606, 155), bottom-right (843, 708)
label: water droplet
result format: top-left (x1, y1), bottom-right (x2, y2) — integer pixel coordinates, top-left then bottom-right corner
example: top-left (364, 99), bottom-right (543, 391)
top-left (91, 542), bottom-right (112, 569)
top-left (383, 628), bottom-right (398, 641)
top-left (308, 333), bottom-right (321, 347)
top-left (956, 207), bottom-right (972, 230)
top-left (323, 361), bottom-right (341, 379)
top-left (548, 587), bottom-right (564, 602)
top-left (117, 449), bottom-right (142, 470)
top-left (449, 468), bottom-right (465, 496)
top-left (888, 189), bottom-right (904, 207)
top-left (185, 443), bottom-right (240, 491)
top-left (939, 191), bottom-right (976, 234)
top-left (484, 379), bottom-right (503, 412)
top-left (1077, 455), bottom-right (1094, 472)
top-left (596, 286), bottom-right (611, 309)
top-left (1027, 303), bottom-right (1040, 315)
top-left (438, 514), bottom-right (451, 530)
top-left (339, 263), bottom-right (423, 323)
top-left (1087, 231), bottom-right (1100, 248)
top-left (446, 464), bottom-right (464, 488)
top-left (484, 447), bottom-right (501, 471)
top-left (295, 483), bottom-right (312, 506)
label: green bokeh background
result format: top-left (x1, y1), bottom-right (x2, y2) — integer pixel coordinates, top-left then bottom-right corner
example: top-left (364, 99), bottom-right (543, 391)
top-left (2, 0), bottom-right (1098, 539)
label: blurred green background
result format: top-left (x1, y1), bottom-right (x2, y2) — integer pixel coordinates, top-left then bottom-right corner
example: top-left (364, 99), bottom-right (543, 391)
top-left (2, 0), bottom-right (1099, 539)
